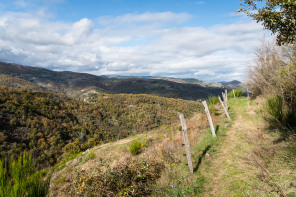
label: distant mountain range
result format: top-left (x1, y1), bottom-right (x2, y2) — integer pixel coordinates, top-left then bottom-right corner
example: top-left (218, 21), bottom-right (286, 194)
top-left (101, 75), bottom-right (243, 89)
top-left (0, 62), bottom-right (243, 100)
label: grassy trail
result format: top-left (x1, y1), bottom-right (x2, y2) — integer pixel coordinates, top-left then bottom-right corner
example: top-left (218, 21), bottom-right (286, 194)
top-left (199, 97), bottom-right (296, 197)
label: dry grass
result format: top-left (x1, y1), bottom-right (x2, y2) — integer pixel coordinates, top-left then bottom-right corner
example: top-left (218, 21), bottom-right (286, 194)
top-left (48, 97), bottom-right (296, 197)
top-left (48, 110), bottom-right (214, 196)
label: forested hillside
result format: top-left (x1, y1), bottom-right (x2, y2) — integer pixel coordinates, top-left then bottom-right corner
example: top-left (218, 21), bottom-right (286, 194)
top-left (0, 87), bottom-right (201, 168)
top-left (0, 62), bottom-right (224, 100)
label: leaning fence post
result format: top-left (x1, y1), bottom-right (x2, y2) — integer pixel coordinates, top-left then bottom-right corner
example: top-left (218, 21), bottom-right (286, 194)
top-left (233, 89), bottom-right (236, 98)
top-left (225, 89), bottom-right (228, 110)
top-left (218, 96), bottom-right (231, 121)
top-left (222, 92), bottom-right (228, 111)
top-left (202, 101), bottom-right (216, 137)
top-left (178, 113), bottom-right (193, 174)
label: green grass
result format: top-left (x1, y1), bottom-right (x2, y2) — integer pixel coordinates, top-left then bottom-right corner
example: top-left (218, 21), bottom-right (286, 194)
top-left (0, 152), bottom-right (50, 197)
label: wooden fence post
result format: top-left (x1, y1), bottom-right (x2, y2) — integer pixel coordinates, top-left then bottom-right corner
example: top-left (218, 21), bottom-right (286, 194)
top-left (233, 89), bottom-right (236, 98)
top-left (218, 96), bottom-right (231, 121)
top-left (225, 89), bottom-right (228, 110)
top-left (202, 101), bottom-right (216, 137)
top-left (178, 113), bottom-right (193, 174)
top-left (222, 92), bottom-right (228, 111)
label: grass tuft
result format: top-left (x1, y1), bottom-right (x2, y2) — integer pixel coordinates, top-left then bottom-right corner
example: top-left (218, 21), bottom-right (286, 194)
top-left (207, 96), bottom-right (219, 113)
top-left (0, 152), bottom-right (50, 197)
top-left (129, 140), bottom-right (142, 155)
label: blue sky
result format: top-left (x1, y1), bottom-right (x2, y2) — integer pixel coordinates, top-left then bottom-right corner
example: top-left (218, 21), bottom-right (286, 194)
top-left (0, 0), bottom-right (270, 81)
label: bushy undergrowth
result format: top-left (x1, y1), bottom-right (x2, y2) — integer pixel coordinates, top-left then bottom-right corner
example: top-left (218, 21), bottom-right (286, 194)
top-left (74, 160), bottom-right (164, 196)
top-left (129, 140), bottom-right (142, 155)
top-left (0, 152), bottom-right (49, 197)
top-left (247, 41), bottom-right (296, 135)
top-left (0, 87), bottom-right (201, 168)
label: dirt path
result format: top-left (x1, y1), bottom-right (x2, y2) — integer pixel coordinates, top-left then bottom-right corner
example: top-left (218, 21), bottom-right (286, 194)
top-left (200, 98), bottom-right (296, 197)
top-left (210, 106), bottom-right (247, 195)
top-left (201, 98), bottom-right (266, 196)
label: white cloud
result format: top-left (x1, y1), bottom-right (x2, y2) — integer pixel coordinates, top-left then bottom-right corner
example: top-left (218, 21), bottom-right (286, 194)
top-left (0, 11), bottom-right (267, 81)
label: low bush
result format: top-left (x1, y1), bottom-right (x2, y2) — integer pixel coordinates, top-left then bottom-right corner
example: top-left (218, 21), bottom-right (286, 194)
top-left (74, 160), bottom-right (164, 196)
top-left (129, 140), bottom-right (142, 155)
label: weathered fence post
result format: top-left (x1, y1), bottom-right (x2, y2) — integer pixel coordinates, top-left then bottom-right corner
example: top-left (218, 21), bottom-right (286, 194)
top-left (178, 113), bottom-right (193, 174)
top-left (225, 89), bottom-right (228, 110)
top-left (233, 89), bottom-right (236, 98)
top-left (222, 92), bottom-right (228, 111)
top-left (218, 96), bottom-right (231, 121)
top-left (202, 101), bottom-right (216, 137)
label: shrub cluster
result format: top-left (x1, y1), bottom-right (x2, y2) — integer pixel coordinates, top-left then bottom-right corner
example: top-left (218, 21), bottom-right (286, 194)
top-left (73, 160), bottom-right (164, 196)
top-left (247, 41), bottom-right (296, 134)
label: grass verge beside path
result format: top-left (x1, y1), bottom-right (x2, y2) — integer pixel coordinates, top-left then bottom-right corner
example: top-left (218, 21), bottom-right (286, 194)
top-left (199, 97), bottom-right (296, 197)
top-left (155, 100), bottom-right (234, 196)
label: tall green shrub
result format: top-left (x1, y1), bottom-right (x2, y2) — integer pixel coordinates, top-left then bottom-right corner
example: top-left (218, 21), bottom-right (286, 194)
top-left (0, 152), bottom-right (49, 197)
top-left (207, 96), bottom-right (219, 113)
top-left (265, 96), bottom-right (284, 123)
top-left (265, 95), bottom-right (296, 132)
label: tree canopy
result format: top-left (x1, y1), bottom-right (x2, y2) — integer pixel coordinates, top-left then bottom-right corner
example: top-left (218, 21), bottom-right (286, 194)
top-left (238, 0), bottom-right (296, 45)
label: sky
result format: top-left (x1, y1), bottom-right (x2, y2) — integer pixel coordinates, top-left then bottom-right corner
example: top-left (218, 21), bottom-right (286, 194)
top-left (0, 0), bottom-right (271, 82)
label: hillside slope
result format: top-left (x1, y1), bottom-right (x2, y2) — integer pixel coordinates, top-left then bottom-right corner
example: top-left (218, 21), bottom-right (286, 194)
top-left (0, 62), bottom-right (223, 100)
top-left (0, 87), bottom-right (201, 168)
top-left (48, 97), bottom-right (296, 196)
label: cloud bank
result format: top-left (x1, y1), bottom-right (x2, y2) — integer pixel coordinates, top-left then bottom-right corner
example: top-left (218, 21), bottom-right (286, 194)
top-left (0, 11), bottom-right (265, 81)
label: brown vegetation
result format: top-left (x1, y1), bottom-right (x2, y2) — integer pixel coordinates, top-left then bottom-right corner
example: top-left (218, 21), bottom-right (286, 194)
top-left (246, 40), bottom-right (296, 135)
